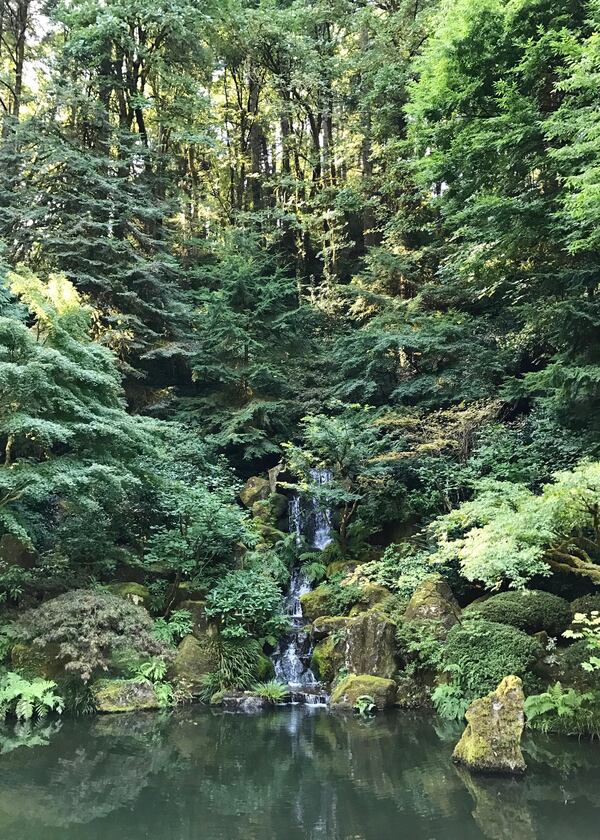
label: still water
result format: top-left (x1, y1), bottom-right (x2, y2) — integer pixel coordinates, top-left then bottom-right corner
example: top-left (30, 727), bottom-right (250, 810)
top-left (0, 707), bottom-right (597, 840)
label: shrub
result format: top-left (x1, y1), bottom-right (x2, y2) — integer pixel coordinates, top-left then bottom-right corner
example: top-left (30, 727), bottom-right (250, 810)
top-left (252, 681), bottom-right (290, 703)
top-left (525, 683), bottom-right (600, 737)
top-left (442, 619), bottom-right (541, 701)
top-left (464, 590), bottom-right (572, 636)
top-left (153, 610), bottom-right (194, 646)
top-left (560, 640), bottom-right (600, 690)
top-left (200, 637), bottom-right (263, 700)
top-left (18, 590), bottom-right (171, 682)
top-left (570, 594), bottom-right (600, 616)
top-left (205, 570), bottom-right (287, 642)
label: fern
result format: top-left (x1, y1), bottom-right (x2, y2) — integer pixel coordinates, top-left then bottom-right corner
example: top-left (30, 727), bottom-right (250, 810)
top-left (0, 672), bottom-right (64, 721)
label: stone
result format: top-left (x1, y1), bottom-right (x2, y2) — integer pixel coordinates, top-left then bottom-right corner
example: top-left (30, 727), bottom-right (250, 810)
top-left (179, 600), bottom-right (208, 638)
top-left (325, 560), bottom-right (358, 579)
top-left (11, 642), bottom-right (65, 681)
top-left (106, 582), bottom-right (151, 609)
top-left (0, 534), bottom-right (36, 569)
top-left (344, 610), bottom-right (398, 679)
top-left (453, 675), bottom-right (527, 775)
top-left (330, 674), bottom-right (397, 711)
top-left (171, 634), bottom-right (216, 695)
top-left (251, 493), bottom-right (288, 525)
top-left (311, 615), bottom-right (349, 640)
top-left (239, 476), bottom-right (271, 508)
top-left (92, 678), bottom-right (160, 713)
top-left (311, 635), bottom-right (345, 683)
top-left (394, 675), bottom-right (433, 710)
top-left (349, 583), bottom-right (391, 615)
top-left (220, 693), bottom-right (269, 713)
top-left (404, 574), bottom-right (461, 632)
top-left (300, 586), bottom-right (331, 622)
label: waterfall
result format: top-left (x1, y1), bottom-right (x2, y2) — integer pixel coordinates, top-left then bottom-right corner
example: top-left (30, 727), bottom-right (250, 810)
top-left (271, 469), bottom-right (332, 703)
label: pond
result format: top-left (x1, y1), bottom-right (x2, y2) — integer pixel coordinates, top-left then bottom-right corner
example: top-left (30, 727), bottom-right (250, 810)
top-left (0, 707), bottom-right (597, 839)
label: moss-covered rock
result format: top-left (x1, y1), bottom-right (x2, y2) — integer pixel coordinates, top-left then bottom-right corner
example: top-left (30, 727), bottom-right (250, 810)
top-left (344, 610), bottom-right (398, 679)
top-left (325, 560), bottom-right (357, 579)
top-left (179, 600), bottom-right (208, 638)
top-left (349, 583), bottom-right (391, 616)
top-left (239, 476), bottom-right (271, 508)
top-left (106, 582), bottom-right (151, 609)
top-left (394, 675), bottom-right (433, 710)
top-left (311, 635), bottom-right (345, 683)
top-left (251, 493), bottom-right (288, 525)
top-left (330, 674), bottom-right (396, 711)
top-left (92, 678), bottom-right (159, 713)
top-left (404, 574), bottom-right (460, 632)
top-left (173, 581), bottom-right (208, 605)
top-left (0, 534), bottom-right (36, 569)
top-left (453, 676), bottom-right (526, 775)
top-left (300, 586), bottom-right (331, 622)
top-left (10, 642), bottom-right (65, 680)
top-left (312, 615), bottom-right (349, 640)
top-left (171, 634), bottom-right (216, 695)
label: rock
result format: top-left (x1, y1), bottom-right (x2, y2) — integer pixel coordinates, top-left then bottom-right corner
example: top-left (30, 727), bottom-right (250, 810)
top-left (173, 581), bottom-right (208, 605)
top-left (220, 693), bottom-right (269, 713)
top-left (254, 522), bottom-right (287, 547)
top-left (311, 615), bottom-right (348, 640)
top-left (300, 586), bottom-right (331, 622)
top-left (239, 476), bottom-right (271, 508)
top-left (92, 678), bottom-right (160, 713)
top-left (311, 635), bottom-right (345, 683)
top-left (394, 675), bottom-right (433, 710)
top-left (326, 560), bottom-right (358, 579)
top-left (349, 583), bottom-right (391, 615)
top-left (106, 582), bottom-right (150, 609)
top-left (251, 493), bottom-right (288, 525)
top-left (0, 534), bottom-right (36, 569)
top-left (330, 674), bottom-right (397, 711)
top-left (453, 676), bottom-right (526, 775)
top-left (404, 574), bottom-right (460, 632)
top-left (179, 600), bottom-right (208, 638)
top-left (171, 634), bottom-right (216, 695)
top-left (344, 610), bottom-right (398, 679)
top-left (11, 642), bottom-right (65, 680)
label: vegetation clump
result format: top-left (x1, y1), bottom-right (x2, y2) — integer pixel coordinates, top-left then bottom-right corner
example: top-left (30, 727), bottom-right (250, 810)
top-left (465, 590), bottom-right (572, 636)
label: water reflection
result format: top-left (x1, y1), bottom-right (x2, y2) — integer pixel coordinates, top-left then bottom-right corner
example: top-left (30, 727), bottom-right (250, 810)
top-left (0, 708), bottom-right (597, 839)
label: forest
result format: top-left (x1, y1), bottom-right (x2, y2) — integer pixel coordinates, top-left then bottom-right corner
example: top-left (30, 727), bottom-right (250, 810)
top-left (2, 0), bottom-right (600, 795)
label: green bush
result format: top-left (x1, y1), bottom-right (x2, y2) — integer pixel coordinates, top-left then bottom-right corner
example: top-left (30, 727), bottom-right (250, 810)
top-left (205, 569), bottom-right (287, 642)
top-left (570, 594), bottom-right (600, 616)
top-left (18, 590), bottom-right (171, 682)
top-left (442, 619), bottom-right (541, 701)
top-left (251, 681), bottom-right (290, 703)
top-left (464, 590), bottom-right (572, 636)
top-left (525, 683), bottom-right (600, 737)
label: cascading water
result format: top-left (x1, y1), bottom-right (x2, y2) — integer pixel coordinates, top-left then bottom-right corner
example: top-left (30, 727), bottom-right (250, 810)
top-left (271, 469), bottom-right (333, 705)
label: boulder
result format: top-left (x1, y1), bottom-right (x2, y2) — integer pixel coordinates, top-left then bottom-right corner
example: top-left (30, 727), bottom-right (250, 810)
top-left (171, 634), bottom-right (216, 695)
top-left (394, 675), bottom-right (433, 710)
top-left (239, 476), bottom-right (271, 508)
top-left (300, 586), bottom-right (331, 622)
top-left (311, 615), bottom-right (349, 641)
top-left (349, 583), bottom-right (391, 616)
top-left (11, 642), bottom-right (65, 681)
top-left (330, 674), bottom-right (396, 711)
top-left (453, 676), bottom-right (526, 775)
top-left (251, 493), bottom-right (288, 525)
top-left (344, 610), bottom-right (398, 679)
top-left (404, 574), bottom-right (460, 632)
top-left (179, 600), bottom-right (209, 638)
top-left (106, 582), bottom-right (151, 609)
top-left (326, 560), bottom-right (358, 579)
top-left (0, 534), bottom-right (36, 569)
top-left (220, 693), bottom-right (270, 713)
top-left (92, 678), bottom-right (159, 713)
top-left (311, 635), bottom-right (345, 683)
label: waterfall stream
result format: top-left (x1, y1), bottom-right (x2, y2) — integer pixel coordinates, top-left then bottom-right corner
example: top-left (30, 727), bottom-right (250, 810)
top-left (271, 469), bottom-right (332, 704)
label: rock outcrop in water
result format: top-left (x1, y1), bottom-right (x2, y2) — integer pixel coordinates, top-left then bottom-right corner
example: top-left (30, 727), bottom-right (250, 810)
top-left (453, 675), bottom-right (527, 774)
top-left (92, 678), bottom-right (160, 713)
top-left (330, 674), bottom-right (397, 710)
top-left (344, 609), bottom-right (398, 679)
top-left (171, 634), bottom-right (216, 695)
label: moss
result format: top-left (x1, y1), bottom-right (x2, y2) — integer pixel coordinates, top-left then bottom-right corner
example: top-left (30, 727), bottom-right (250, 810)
top-left (403, 574), bottom-right (460, 632)
top-left (311, 615), bottom-right (349, 640)
top-left (239, 476), bottom-right (271, 508)
top-left (330, 674), bottom-right (396, 710)
top-left (300, 586), bottom-right (332, 622)
top-left (106, 582), bottom-right (151, 609)
top-left (325, 560), bottom-right (357, 579)
top-left (11, 642), bottom-right (65, 680)
top-left (453, 676), bottom-right (526, 774)
top-left (465, 590), bottom-right (572, 636)
top-left (349, 583), bottom-right (391, 616)
top-left (344, 610), bottom-right (398, 679)
top-left (251, 493), bottom-right (288, 525)
top-left (92, 678), bottom-right (159, 713)
top-left (311, 636), bottom-right (344, 683)
top-left (171, 634), bottom-right (217, 695)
